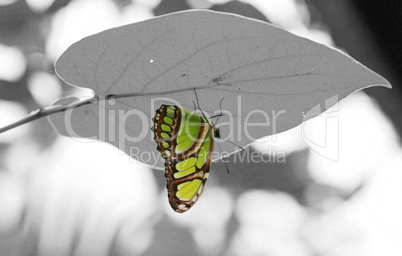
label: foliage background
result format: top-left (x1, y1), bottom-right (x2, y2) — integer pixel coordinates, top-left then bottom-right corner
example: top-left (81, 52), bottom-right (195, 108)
top-left (0, 0), bottom-right (401, 255)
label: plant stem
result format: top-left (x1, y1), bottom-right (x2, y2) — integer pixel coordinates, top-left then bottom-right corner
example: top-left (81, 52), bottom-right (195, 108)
top-left (0, 96), bottom-right (98, 134)
top-left (0, 85), bottom-right (213, 135)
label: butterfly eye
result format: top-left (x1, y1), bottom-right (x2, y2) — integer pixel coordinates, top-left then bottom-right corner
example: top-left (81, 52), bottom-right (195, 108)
top-left (214, 128), bottom-right (221, 139)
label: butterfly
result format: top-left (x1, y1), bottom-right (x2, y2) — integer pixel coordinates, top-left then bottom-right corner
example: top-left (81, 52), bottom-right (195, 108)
top-left (152, 105), bottom-right (220, 213)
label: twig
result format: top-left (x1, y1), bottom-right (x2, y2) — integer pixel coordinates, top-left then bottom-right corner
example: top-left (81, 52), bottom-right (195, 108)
top-left (0, 85), bottom-right (216, 135)
top-left (0, 96), bottom-right (98, 134)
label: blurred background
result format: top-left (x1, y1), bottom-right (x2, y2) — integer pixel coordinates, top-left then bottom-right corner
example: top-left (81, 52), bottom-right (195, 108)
top-left (0, 0), bottom-right (401, 255)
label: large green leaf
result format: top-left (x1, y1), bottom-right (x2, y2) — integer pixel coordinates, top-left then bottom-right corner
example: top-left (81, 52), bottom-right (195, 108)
top-left (49, 10), bottom-right (391, 170)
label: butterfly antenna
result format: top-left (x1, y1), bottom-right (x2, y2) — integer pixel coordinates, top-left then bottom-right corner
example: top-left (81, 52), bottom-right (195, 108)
top-left (226, 141), bottom-right (245, 151)
top-left (193, 87), bottom-right (208, 121)
top-left (210, 97), bottom-right (225, 121)
top-left (192, 100), bottom-right (197, 113)
top-left (216, 138), bottom-right (230, 174)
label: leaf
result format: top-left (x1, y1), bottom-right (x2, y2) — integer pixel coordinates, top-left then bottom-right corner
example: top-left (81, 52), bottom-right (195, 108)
top-left (49, 10), bottom-right (391, 170)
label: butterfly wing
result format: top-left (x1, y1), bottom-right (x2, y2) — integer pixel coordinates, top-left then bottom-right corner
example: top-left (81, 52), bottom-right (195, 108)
top-left (153, 105), bottom-right (214, 213)
top-left (153, 105), bottom-right (181, 160)
top-left (165, 126), bottom-right (213, 212)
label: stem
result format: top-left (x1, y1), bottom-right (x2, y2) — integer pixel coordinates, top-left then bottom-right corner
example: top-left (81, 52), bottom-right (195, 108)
top-left (0, 85), bottom-right (217, 135)
top-left (0, 87), bottom-right (195, 135)
top-left (0, 96), bottom-right (98, 134)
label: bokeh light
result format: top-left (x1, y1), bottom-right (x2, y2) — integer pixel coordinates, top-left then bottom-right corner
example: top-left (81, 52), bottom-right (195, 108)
top-left (232, 190), bottom-right (308, 256)
top-left (0, 44), bottom-right (26, 82)
top-left (25, 0), bottom-right (55, 13)
top-left (28, 71), bottom-right (62, 107)
top-left (46, 0), bottom-right (120, 60)
top-left (0, 100), bottom-right (30, 143)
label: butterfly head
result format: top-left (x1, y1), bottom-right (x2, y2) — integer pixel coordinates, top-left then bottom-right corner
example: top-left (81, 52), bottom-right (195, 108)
top-left (214, 127), bottom-right (221, 139)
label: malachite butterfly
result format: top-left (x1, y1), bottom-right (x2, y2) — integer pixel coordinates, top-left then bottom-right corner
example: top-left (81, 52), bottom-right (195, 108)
top-left (152, 105), bottom-right (220, 213)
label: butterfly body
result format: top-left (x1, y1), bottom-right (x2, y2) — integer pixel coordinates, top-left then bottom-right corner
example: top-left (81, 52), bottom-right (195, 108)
top-left (152, 105), bottom-right (219, 213)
